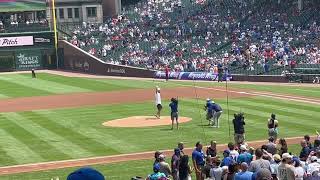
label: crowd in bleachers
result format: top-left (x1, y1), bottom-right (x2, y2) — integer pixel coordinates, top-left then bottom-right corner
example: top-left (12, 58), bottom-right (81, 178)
top-left (69, 0), bottom-right (320, 73)
top-left (0, 13), bottom-right (48, 33)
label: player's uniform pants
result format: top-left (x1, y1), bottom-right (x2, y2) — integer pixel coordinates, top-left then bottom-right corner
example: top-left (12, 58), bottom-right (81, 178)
top-left (213, 111), bottom-right (222, 127)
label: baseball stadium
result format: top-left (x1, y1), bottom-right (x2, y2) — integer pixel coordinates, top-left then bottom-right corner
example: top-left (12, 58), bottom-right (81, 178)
top-left (0, 0), bottom-right (319, 180)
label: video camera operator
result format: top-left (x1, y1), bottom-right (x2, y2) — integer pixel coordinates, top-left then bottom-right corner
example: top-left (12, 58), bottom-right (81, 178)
top-left (233, 113), bottom-right (246, 148)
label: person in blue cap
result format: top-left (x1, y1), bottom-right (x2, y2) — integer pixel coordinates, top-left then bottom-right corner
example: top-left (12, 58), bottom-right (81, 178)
top-left (146, 163), bottom-right (167, 180)
top-left (67, 167), bottom-right (105, 180)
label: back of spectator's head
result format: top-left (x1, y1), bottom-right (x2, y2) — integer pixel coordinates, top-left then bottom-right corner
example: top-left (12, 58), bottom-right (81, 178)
top-left (311, 156), bottom-right (317, 162)
top-left (174, 148), bottom-right (180, 156)
top-left (196, 141), bottom-right (203, 149)
top-left (159, 154), bottom-right (165, 161)
top-left (178, 142), bottom-right (184, 150)
top-left (271, 113), bottom-right (276, 119)
top-left (301, 140), bottom-right (307, 147)
top-left (240, 162), bottom-right (248, 171)
top-left (228, 142), bottom-right (235, 150)
top-left (210, 140), bottom-right (217, 147)
top-left (67, 167), bottom-right (105, 180)
top-left (293, 157), bottom-right (301, 167)
top-left (255, 148), bottom-right (263, 158)
top-left (154, 151), bottom-right (162, 159)
top-left (304, 135), bottom-right (310, 141)
top-left (223, 150), bottom-right (230, 157)
top-left (261, 145), bottom-right (268, 151)
top-left (256, 168), bottom-right (272, 180)
top-left (314, 139), bottom-right (320, 148)
top-left (228, 163), bottom-right (237, 174)
top-left (279, 138), bottom-right (287, 146)
top-left (268, 137), bottom-right (274, 143)
top-left (273, 154), bottom-right (281, 163)
top-left (281, 153), bottom-right (293, 163)
top-left (240, 145), bottom-right (247, 152)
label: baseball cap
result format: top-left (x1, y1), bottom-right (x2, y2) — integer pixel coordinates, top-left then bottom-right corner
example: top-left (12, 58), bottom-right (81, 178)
top-left (206, 98), bottom-right (211, 102)
top-left (223, 150), bottom-right (230, 155)
top-left (67, 167), bottom-right (105, 180)
top-left (159, 154), bottom-right (165, 160)
top-left (240, 145), bottom-right (247, 151)
top-left (282, 153), bottom-right (293, 160)
top-left (273, 154), bottom-right (281, 161)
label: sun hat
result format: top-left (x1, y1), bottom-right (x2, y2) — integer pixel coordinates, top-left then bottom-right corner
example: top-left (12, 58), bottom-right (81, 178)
top-left (67, 167), bottom-right (105, 180)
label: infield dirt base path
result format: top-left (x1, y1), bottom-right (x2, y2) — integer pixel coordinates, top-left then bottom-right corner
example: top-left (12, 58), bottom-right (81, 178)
top-left (0, 136), bottom-right (316, 175)
top-left (0, 87), bottom-right (249, 113)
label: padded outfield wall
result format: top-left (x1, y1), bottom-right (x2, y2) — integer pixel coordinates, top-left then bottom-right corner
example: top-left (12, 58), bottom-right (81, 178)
top-left (0, 31), bottom-right (56, 71)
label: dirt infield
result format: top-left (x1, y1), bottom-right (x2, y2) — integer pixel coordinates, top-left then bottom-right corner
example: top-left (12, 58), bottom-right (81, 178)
top-left (0, 136), bottom-right (316, 175)
top-left (0, 87), bottom-right (249, 113)
top-left (103, 116), bottom-right (192, 127)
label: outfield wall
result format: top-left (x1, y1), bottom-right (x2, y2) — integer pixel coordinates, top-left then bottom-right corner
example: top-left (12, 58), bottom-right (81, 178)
top-left (58, 40), bottom-right (156, 78)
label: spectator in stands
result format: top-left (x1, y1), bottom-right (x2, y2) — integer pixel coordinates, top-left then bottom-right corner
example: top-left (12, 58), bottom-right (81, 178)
top-left (235, 162), bottom-right (253, 180)
top-left (307, 155), bottom-right (320, 176)
top-left (266, 137), bottom-right (277, 155)
top-left (147, 163), bottom-right (167, 180)
top-left (192, 141), bottom-right (205, 180)
top-left (277, 138), bottom-right (288, 156)
top-left (293, 157), bottom-right (305, 180)
top-left (270, 154), bottom-right (281, 179)
top-left (158, 154), bottom-right (172, 177)
top-left (278, 153), bottom-right (295, 180)
top-left (154, 151), bottom-right (162, 166)
top-left (300, 140), bottom-right (311, 161)
top-left (210, 159), bottom-right (223, 180)
top-left (206, 140), bottom-right (217, 158)
top-left (67, 167), bottom-right (105, 180)
top-left (221, 150), bottom-right (234, 167)
top-left (304, 135), bottom-right (313, 149)
top-left (237, 145), bottom-right (253, 165)
top-left (223, 163), bottom-right (238, 180)
top-left (249, 148), bottom-right (271, 173)
top-left (228, 142), bottom-right (239, 160)
top-left (179, 155), bottom-right (193, 180)
top-left (171, 148), bottom-right (181, 180)
top-left (178, 142), bottom-right (185, 155)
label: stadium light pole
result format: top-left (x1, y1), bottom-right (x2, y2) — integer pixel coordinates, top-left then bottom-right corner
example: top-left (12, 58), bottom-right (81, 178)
top-left (51, 0), bottom-right (59, 69)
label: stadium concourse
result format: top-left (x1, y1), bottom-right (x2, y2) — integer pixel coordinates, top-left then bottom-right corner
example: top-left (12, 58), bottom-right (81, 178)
top-left (68, 0), bottom-right (320, 75)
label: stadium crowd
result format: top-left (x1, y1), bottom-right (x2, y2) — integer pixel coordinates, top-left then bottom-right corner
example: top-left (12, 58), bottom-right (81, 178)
top-left (69, 0), bottom-right (320, 73)
top-left (66, 113), bottom-right (320, 180)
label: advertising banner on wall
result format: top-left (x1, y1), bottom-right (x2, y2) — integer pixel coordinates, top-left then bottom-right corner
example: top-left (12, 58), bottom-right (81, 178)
top-left (0, 36), bottom-right (33, 47)
top-left (155, 71), bottom-right (232, 81)
top-left (15, 50), bottom-right (42, 70)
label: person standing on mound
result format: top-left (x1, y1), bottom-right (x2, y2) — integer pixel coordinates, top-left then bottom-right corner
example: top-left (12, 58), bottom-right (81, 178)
top-left (169, 97), bottom-right (179, 130)
top-left (155, 86), bottom-right (162, 119)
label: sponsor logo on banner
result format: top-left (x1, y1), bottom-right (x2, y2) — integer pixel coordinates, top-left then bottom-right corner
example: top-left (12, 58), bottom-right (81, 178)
top-left (16, 52), bottom-right (41, 69)
top-left (34, 38), bottom-right (51, 43)
top-left (0, 36), bottom-right (33, 47)
top-left (107, 68), bottom-right (125, 74)
top-left (155, 71), bottom-right (232, 81)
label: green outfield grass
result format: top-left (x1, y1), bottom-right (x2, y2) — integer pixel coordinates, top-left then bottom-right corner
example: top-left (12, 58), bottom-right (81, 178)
top-left (0, 144), bottom-right (303, 180)
top-left (0, 72), bottom-right (319, 179)
top-left (0, 73), bottom-right (319, 99)
top-left (0, 96), bottom-right (319, 167)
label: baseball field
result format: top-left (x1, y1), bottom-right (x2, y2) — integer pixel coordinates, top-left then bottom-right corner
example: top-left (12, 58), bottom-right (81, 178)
top-left (0, 71), bottom-right (319, 179)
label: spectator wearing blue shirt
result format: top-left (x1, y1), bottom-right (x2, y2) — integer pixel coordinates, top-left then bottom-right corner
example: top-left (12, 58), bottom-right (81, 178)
top-left (299, 140), bottom-right (310, 161)
top-left (237, 145), bottom-right (253, 165)
top-left (235, 162), bottom-right (253, 180)
top-left (169, 97), bottom-right (179, 130)
top-left (221, 150), bottom-right (235, 167)
top-left (192, 141), bottom-right (205, 180)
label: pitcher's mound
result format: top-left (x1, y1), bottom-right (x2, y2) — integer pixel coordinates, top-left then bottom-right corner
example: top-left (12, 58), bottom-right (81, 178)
top-left (103, 116), bottom-right (192, 128)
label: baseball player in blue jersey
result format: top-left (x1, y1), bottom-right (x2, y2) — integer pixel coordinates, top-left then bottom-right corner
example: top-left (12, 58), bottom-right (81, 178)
top-left (211, 100), bottom-right (223, 128)
top-left (204, 98), bottom-right (214, 126)
top-left (169, 97), bottom-right (179, 130)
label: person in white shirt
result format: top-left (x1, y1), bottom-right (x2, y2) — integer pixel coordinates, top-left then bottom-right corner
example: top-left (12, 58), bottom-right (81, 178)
top-left (155, 86), bottom-right (162, 119)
